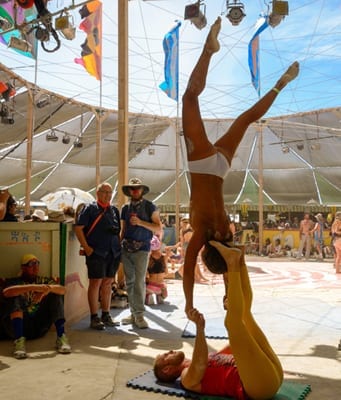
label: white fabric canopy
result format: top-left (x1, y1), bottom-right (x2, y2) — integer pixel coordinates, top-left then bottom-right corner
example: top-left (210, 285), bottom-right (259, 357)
top-left (0, 64), bottom-right (340, 208)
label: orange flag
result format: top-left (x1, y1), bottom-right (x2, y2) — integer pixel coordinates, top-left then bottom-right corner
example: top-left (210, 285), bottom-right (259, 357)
top-left (74, 0), bottom-right (102, 80)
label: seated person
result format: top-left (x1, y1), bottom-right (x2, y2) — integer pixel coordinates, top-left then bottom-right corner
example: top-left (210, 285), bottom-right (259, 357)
top-left (154, 242), bottom-right (283, 400)
top-left (145, 235), bottom-right (168, 304)
top-left (245, 234), bottom-right (259, 255)
top-left (268, 238), bottom-right (285, 258)
top-left (0, 254), bottom-right (71, 359)
top-left (262, 238), bottom-right (272, 256)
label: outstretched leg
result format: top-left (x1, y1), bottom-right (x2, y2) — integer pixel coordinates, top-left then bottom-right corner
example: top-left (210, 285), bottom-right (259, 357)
top-left (209, 241), bottom-right (283, 400)
top-left (215, 62), bottom-right (299, 164)
top-left (182, 17), bottom-right (222, 160)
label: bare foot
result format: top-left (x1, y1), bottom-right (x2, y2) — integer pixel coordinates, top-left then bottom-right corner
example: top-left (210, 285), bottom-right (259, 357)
top-left (208, 240), bottom-right (241, 270)
top-left (275, 61), bottom-right (299, 90)
top-left (204, 17), bottom-right (221, 54)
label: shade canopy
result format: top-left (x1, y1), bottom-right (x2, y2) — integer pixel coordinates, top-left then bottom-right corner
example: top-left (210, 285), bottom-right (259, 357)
top-left (0, 64), bottom-right (340, 209)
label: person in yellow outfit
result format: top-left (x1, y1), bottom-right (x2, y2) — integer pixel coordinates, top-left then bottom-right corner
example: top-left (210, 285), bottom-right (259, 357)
top-left (154, 242), bottom-right (283, 399)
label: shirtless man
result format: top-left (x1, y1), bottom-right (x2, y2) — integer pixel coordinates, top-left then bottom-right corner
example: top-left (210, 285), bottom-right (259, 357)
top-left (182, 16), bottom-right (299, 317)
top-left (154, 242), bottom-right (283, 399)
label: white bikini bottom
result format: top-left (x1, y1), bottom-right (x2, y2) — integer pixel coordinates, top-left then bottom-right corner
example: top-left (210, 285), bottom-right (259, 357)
top-left (188, 152), bottom-right (229, 179)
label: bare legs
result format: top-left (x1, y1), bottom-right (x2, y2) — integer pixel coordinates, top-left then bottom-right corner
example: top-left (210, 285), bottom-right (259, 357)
top-left (88, 277), bottom-right (113, 314)
top-left (209, 241), bottom-right (283, 399)
top-left (182, 17), bottom-right (222, 160)
top-left (215, 61), bottom-right (299, 164)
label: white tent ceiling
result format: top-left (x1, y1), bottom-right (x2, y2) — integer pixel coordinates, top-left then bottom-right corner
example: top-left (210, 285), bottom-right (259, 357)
top-left (0, 63), bottom-right (340, 209)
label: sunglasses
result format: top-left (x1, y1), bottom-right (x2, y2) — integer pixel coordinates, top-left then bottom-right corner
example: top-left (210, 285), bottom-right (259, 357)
top-left (23, 260), bottom-right (40, 267)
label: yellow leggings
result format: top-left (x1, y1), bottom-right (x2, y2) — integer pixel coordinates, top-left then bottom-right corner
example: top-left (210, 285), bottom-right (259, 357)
top-left (226, 259), bottom-right (283, 399)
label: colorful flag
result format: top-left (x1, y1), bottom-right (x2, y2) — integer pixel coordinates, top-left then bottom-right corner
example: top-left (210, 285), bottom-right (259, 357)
top-left (159, 21), bottom-right (181, 101)
top-left (248, 15), bottom-right (269, 96)
top-left (0, 0), bottom-right (37, 59)
top-left (74, 0), bottom-right (102, 80)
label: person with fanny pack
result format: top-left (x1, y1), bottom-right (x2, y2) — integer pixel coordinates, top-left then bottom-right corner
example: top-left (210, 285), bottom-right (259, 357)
top-left (120, 178), bottom-right (162, 329)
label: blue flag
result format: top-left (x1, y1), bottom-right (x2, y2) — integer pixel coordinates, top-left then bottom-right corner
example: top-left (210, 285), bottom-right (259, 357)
top-left (159, 21), bottom-right (181, 101)
top-left (248, 15), bottom-right (269, 96)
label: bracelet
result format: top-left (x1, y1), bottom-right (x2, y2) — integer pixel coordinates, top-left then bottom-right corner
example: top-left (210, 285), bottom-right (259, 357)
top-left (272, 87), bottom-right (280, 94)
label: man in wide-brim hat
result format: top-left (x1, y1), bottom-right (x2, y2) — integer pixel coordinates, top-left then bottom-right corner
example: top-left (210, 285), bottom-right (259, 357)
top-left (120, 177), bottom-right (162, 329)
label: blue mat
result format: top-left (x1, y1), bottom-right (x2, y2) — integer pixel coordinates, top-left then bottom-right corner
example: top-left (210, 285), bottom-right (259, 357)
top-left (127, 369), bottom-right (311, 400)
top-left (182, 318), bottom-right (227, 339)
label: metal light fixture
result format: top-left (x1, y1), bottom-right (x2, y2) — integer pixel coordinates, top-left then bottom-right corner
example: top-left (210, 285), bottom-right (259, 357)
top-left (184, 1), bottom-right (207, 30)
top-left (226, 1), bottom-right (246, 26)
top-left (0, 16), bottom-right (11, 30)
top-left (8, 35), bottom-right (32, 53)
top-left (46, 130), bottom-right (58, 142)
top-left (55, 11), bottom-right (76, 41)
top-left (310, 143), bottom-right (321, 151)
top-left (73, 138), bottom-right (83, 148)
top-left (0, 104), bottom-right (14, 124)
top-left (62, 134), bottom-right (71, 144)
top-left (36, 95), bottom-right (50, 108)
top-left (0, 81), bottom-right (16, 101)
top-left (281, 145), bottom-right (289, 154)
top-left (268, 0), bottom-right (289, 28)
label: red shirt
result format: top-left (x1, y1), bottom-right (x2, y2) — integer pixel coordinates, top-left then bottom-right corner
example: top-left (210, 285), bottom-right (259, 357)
top-left (200, 352), bottom-right (247, 399)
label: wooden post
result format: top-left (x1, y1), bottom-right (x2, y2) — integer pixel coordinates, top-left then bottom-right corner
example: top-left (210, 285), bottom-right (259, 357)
top-left (117, 0), bottom-right (129, 209)
top-left (25, 87), bottom-right (34, 215)
top-left (258, 121), bottom-right (264, 254)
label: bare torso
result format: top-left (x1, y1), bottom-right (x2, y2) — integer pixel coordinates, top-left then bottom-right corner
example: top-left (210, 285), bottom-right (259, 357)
top-left (189, 173), bottom-right (231, 242)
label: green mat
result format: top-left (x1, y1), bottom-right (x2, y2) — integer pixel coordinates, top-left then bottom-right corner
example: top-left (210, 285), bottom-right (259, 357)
top-left (127, 369), bottom-right (311, 399)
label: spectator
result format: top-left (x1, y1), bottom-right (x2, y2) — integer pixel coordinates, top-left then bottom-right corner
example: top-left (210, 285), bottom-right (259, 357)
top-left (268, 238), bottom-right (285, 258)
top-left (74, 182), bottom-right (121, 330)
top-left (120, 178), bottom-right (162, 329)
top-left (145, 235), bottom-right (168, 305)
top-left (262, 238), bottom-right (272, 256)
top-left (311, 213), bottom-right (324, 260)
top-left (297, 213), bottom-right (314, 260)
top-left (0, 254), bottom-right (71, 359)
top-left (331, 211), bottom-right (341, 274)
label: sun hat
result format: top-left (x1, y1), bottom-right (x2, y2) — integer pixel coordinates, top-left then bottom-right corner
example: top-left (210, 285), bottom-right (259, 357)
top-left (31, 209), bottom-right (48, 221)
top-left (150, 235), bottom-right (161, 251)
top-left (122, 178), bottom-right (150, 197)
top-left (21, 254), bottom-right (38, 265)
